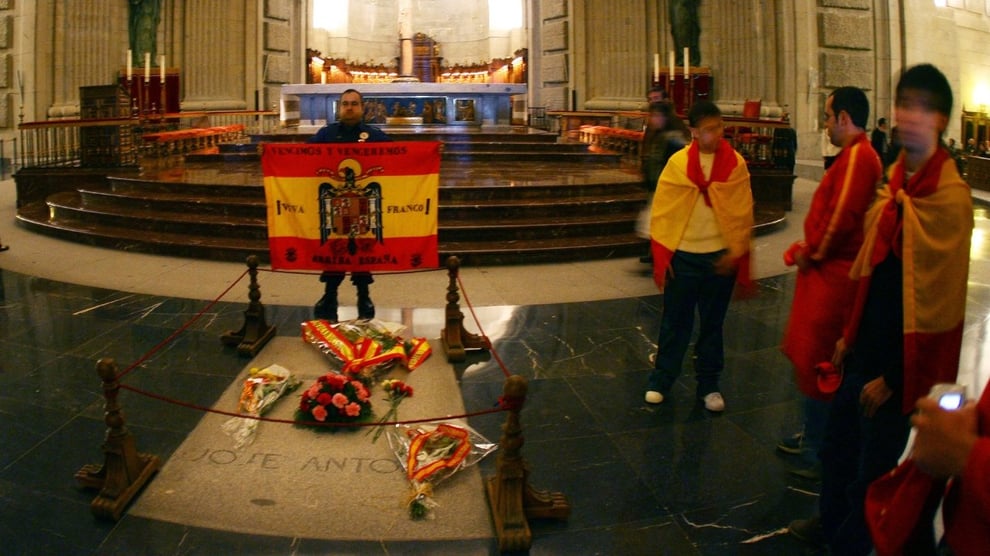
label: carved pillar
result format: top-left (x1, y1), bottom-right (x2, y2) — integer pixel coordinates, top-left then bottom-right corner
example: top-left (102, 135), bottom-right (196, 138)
top-left (181, 0), bottom-right (247, 109)
top-left (49, 0), bottom-right (129, 118)
top-left (584, 0), bottom-right (648, 107)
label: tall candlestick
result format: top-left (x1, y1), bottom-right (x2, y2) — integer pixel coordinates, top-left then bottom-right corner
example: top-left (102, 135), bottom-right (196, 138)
top-left (160, 55), bottom-right (165, 81)
top-left (684, 47), bottom-right (689, 78)
top-left (126, 49), bottom-right (132, 80)
top-left (144, 52), bottom-right (150, 83)
top-left (653, 53), bottom-right (659, 82)
top-left (668, 51), bottom-right (675, 83)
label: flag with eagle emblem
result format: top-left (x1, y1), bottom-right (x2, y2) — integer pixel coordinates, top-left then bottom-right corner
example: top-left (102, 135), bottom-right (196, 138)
top-left (262, 141), bottom-right (440, 272)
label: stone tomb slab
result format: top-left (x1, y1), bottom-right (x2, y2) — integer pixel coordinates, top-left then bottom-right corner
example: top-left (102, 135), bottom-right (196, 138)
top-left (129, 335), bottom-right (495, 541)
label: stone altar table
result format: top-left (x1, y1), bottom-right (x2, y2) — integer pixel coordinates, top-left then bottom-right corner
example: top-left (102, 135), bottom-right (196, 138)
top-left (281, 83), bottom-right (528, 129)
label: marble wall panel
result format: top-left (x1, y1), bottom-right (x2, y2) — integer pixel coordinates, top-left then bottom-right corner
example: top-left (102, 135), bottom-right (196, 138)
top-left (266, 20), bottom-right (292, 52)
top-left (265, 0), bottom-right (292, 21)
top-left (820, 0), bottom-right (871, 9)
top-left (820, 12), bottom-right (873, 49)
top-left (542, 0), bottom-right (567, 19)
top-left (821, 51), bottom-right (874, 90)
top-left (542, 52), bottom-right (567, 83)
top-left (542, 19), bottom-right (568, 52)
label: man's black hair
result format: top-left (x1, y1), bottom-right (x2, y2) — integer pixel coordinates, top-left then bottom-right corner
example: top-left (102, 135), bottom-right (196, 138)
top-left (829, 86), bottom-right (870, 129)
top-left (895, 64), bottom-right (953, 117)
top-left (687, 100), bottom-right (721, 127)
top-left (341, 88), bottom-right (363, 101)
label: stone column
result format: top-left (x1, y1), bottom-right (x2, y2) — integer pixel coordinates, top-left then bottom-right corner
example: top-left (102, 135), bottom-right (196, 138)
top-left (49, 0), bottom-right (129, 118)
top-left (583, 0), bottom-right (649, 109)
top-left (181, 0), bottom-right (248, 110)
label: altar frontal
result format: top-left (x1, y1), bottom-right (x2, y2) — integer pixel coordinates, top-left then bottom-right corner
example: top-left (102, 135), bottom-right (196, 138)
top-left (262, 141), bottom-right (440, 272)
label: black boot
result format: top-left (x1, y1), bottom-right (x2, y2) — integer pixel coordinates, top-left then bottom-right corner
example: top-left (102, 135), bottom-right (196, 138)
top-left (356, 284), bottom-right (375, 320)
top-left (314, 286), bottom-right (339, 323)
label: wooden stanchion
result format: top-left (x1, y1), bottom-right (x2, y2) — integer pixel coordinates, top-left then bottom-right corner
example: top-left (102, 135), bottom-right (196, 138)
top-left (221, 254), bottom-right (276, 356)
top-left (486, 375), bottom-right (570, 552)
top-left (440, 255), bottom-right (488, 362)
top-left (75, 358), bottom-right (161, 521)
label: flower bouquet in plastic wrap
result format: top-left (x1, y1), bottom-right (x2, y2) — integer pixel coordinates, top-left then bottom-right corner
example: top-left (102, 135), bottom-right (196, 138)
top-left (221, 364), bottom-right (301, 448)
top-left (301, 319), bottom-right (432, 382)
top-left (386, 421), bottom-right (498, 519)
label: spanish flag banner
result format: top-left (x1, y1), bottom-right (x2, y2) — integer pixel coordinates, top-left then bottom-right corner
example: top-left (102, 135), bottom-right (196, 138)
top-left (262, 141), bottom-right (440, 272)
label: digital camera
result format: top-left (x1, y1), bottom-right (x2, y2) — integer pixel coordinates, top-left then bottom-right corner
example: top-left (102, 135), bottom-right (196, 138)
top-left (928, 383), bottom-right (967, 410)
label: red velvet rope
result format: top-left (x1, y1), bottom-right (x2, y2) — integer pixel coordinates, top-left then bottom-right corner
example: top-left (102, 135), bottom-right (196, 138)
top-left (110, 264), bottom-right (513, 428)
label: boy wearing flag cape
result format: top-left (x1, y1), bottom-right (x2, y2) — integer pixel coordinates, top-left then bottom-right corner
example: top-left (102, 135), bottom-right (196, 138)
top-left (644, 100), bottom-right (754, 412)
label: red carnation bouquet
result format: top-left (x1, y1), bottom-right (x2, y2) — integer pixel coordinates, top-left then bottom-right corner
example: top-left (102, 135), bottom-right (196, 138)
top-left (295, 371), bottom-right (373, 429)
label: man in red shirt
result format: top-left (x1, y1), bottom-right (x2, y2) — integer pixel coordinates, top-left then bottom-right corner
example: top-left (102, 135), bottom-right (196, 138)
top-left (778, 86), bottom-right (883, 478)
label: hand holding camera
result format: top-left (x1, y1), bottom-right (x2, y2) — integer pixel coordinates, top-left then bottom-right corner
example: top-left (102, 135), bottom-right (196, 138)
top-left (909, 383), bottom-right (979, 478)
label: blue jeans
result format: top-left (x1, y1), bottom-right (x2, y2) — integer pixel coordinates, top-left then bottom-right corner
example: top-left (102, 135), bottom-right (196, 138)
top-left (648, 250), bottom-right (736, 398)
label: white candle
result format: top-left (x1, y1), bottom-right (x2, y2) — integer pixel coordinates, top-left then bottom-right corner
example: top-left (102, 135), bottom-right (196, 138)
top-left (126, 49), bottom-right (132, 80)
top-left (160, 55), bottom-right (165, 81)
top-left (144, 52), bottom-right (150, 82)
top-left (653, 53), bottom-right (659, 82)
top-left (684, 47), bottom-right (689, 78)
top-left (668, 51), bottom-right (675, 83)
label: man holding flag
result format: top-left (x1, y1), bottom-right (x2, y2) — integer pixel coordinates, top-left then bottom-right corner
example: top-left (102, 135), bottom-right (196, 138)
top-left (307, 88), bottom-right (392, 322)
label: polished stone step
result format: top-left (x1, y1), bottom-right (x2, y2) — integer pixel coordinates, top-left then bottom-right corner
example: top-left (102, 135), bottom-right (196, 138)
top-left (13, 126), bottom-right (787, 265)
top-left (18, 199), bottom-right (648, 264)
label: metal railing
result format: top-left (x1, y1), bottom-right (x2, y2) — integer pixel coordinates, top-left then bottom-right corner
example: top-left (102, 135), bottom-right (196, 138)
top-left (15, 110), bottom-right (281, 170)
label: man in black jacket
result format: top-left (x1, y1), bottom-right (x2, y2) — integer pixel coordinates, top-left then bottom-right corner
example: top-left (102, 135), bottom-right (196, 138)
top-left (307, 88), bottom-right (392, 321)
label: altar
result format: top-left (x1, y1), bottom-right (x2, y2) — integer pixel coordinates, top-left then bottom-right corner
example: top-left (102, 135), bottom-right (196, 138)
top-left (281, 83), bottom-right (528, 129)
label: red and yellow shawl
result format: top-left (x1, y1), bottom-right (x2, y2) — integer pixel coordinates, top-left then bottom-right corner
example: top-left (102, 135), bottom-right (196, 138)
top-left (845, 147), bottom-right (973, 413)
top-left (649, 139), bottom-right (754, 291)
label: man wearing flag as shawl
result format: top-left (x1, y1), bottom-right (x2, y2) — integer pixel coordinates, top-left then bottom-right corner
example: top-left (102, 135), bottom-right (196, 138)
top-left (644, 100), bottom-right (754, 412)
top-left (789, 64), bottom-right (974, 554)
top-left (777, 86), bottom-right (883, 479)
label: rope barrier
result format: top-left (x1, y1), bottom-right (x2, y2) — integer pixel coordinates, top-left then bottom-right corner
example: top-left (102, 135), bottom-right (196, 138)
top-left (118, 380), bottom-right (508, 428)
top-left (258, 265), bottom-right (444, 277)
top-left (456, 273), bottom-right (510, 378)
top-left (108, 260), bottom-right (513, 430)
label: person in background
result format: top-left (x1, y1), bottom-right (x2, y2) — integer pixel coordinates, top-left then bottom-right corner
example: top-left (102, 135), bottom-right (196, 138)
top-left (307, 88), bottom-right (392, 322)
top-left (644, 100), bottom-right (754, 412)
top-left (870, 117), bottom-right (888, 161)
top-left (884, 125), bottom-right (902, 167)
top-left (637, 101), bottom-right (690, 264)
top-left (647, 84), bottom-right (669, 105)
top-left (778, 86), bottom-right (882, 481)
top-left (789, 63), bottom-right (974, 555)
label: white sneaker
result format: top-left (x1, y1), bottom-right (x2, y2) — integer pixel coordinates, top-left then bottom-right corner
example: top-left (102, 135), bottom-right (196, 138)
top-left (703, 392), bottom-right (725, 412)
top-left (645, 390), bottom-right (663, 404)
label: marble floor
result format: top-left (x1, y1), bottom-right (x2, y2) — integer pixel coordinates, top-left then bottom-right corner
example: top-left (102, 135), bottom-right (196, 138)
top-left (2, 170), bottom-right (989, 555)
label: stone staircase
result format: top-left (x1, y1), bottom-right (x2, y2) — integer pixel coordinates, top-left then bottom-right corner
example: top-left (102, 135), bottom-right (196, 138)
top-left (16, 128), bottom-right (659, 265)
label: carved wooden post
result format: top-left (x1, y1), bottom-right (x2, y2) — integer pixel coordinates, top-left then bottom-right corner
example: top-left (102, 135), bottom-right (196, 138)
top-left (486, 374), bottom-right (570, 552)
top-left (75, 358), bottom-right (161, 521)
top-left (221, 254), bottom-right (276, 357)
top-left (440, 255), bottom-right (488, 362)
